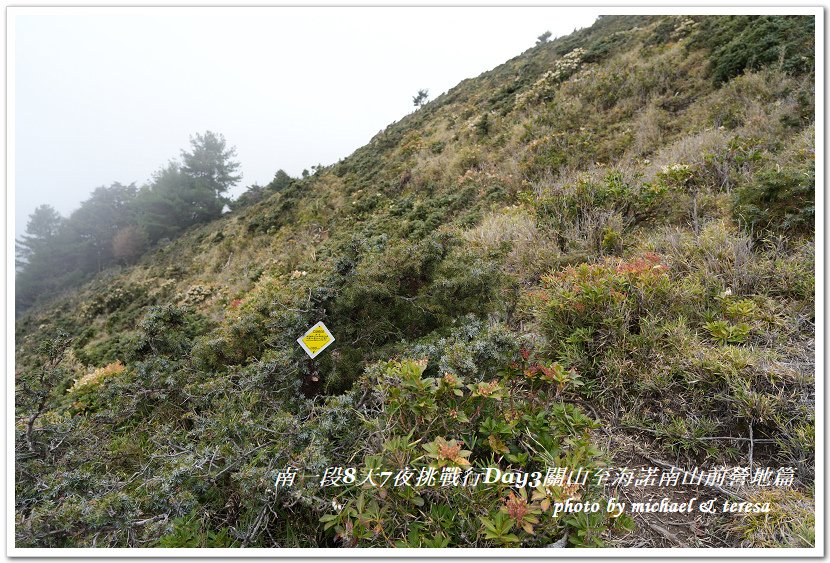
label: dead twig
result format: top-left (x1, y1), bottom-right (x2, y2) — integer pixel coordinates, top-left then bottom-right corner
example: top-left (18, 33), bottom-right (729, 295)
top-left (643, 520), bottom-right (681, 545)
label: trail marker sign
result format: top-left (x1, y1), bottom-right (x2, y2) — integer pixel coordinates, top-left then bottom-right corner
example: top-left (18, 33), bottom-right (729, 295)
top-left (297, 321), bottom-right (335, 359)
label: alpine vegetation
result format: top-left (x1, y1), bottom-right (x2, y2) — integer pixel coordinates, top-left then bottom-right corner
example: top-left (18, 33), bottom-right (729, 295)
top-left (15, 15), bottom-right (815, 549)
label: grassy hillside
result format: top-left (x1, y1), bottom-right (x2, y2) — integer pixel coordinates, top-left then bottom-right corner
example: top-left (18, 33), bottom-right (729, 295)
top-left (15, 15), bottom-right (815, 548)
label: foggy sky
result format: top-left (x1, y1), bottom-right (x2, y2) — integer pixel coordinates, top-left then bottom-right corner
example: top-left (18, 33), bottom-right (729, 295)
top-left (12, 7), bottom-right (601, 238)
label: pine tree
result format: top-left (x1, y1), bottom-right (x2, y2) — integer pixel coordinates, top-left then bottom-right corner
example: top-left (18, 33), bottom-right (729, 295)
top-left (180, 131), bottom-right (242, 201)
top-left (16, 204), bottom-right (62, 269)
top-left (412, 89), bottom-right (429, 108)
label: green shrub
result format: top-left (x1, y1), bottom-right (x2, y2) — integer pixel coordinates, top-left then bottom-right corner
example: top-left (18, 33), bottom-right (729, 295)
top-left (315, 356), bottom-right (619, 547)
top-left (132, 303), bottom-right (212, 359)
top-left (527, 171), bottom-right (670, 244)
top-left (693, 16), bottom-right (815, 84)
top-left (704, 320), bottom-right (751, 345)
top-left (156, 510), bottom-right (238, 547)
top-left (536, 253), bottom-right (672, 365)
top-left (734, 159), bottom-right (814, 236)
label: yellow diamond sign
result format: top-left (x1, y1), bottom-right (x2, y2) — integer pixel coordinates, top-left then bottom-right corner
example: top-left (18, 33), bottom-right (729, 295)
top-left (297, 321), bottom-right (335, 359)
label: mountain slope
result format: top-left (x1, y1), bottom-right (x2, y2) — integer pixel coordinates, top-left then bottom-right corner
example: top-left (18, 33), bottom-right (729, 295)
top-left (16, 15), bottom-right (815, 548)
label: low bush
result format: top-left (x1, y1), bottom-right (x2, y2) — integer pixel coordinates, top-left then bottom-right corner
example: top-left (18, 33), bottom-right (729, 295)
top-left (734, 159), bottom-right (815, 236)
